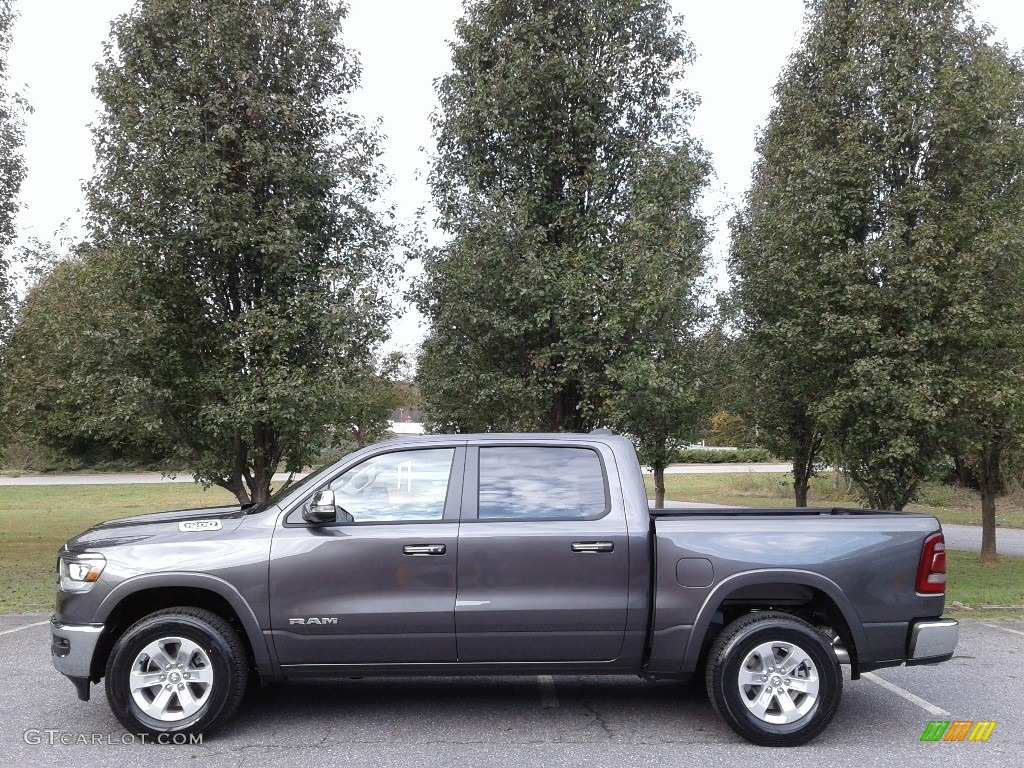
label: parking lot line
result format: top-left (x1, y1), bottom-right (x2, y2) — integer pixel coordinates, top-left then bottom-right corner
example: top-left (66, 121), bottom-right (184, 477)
top-left (538, 675), bottom-right (559, 708)
top-left (862, 672), bottom-right (951, 717)
top-left (981, 622), bottom-right (1024, 638)
top-left (0, 620), bottom-right (48, 637)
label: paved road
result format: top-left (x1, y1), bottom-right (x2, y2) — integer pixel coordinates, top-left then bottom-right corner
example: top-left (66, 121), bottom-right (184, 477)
top-left (659, 463), bottom-right (794, 474)
top-left (1, 614), bottom-right (1021, 767)
top-left (941, 524), bottom-right (1024, 559)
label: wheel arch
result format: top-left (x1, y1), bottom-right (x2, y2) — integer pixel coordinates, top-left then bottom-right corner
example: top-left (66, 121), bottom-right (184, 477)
top-left (91, 574), bottom-right (275, 683)
top-left (683, 569), bottom-right (865, 678)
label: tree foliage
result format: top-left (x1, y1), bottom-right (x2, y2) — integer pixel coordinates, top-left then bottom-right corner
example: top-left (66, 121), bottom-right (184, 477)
top-left (932, 42), bottom-right (1024, 562)
top-left (605, 329), bottom-right (710, 507)
top-left (413, 0), bottom-right (709, 435)
top-left (4, 246), bottom-right (167, 462)
top-left (0, 0), bottom-right (29, 452)
top-left (729, 0), bottom-right (1024, 521)
top-left (49, 0), bottom-right (400, 503)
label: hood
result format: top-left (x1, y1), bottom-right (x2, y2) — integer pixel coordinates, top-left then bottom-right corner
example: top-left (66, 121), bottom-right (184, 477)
top-left (63, 504), bottom-right (246, 552)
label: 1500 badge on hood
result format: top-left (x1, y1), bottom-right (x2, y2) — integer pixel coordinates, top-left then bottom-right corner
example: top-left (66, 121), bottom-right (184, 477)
top-left (178, 520), bottom-right (223, 532)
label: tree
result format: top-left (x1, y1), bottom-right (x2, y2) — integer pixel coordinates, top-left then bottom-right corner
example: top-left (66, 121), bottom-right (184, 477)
top-left (3, 246), bottom-right (170, 464)
top-left (0, 0), bottom-right (29, 453)
top-left (413, 0), bottom-right (709, 434)
top-left (730, 0), bottom-right (1016, 511)
top-left (606, 331), bottom-right (709, 508)
top-left (931, 42), bottom-right (1024, 562)
top-left (728, 212), bottom-right (829, 507)
top-left (4, 246), bottom-right (409, 472)
top-left (343, 351), bottom-right (415, 449)
top-left (80, 0), bottom-right (397, 503)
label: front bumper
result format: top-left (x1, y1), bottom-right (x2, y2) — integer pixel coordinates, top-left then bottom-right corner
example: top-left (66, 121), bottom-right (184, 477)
top-left (50, 617), bottom-right (104, 698)
top-left (906, 618), bottom-right (959, 665)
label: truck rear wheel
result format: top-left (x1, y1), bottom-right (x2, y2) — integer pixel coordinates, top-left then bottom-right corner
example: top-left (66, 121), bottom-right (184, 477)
top-left (104, 607), bottom-right (248, 738)
top-left (705, 611), bottom-right (842, 747)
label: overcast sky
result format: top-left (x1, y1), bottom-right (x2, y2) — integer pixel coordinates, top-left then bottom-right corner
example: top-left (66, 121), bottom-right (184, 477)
top-left (7, 1), bottom-right (1024, 352)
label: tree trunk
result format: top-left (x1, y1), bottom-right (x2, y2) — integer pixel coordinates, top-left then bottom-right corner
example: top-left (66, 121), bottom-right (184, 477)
top-left (218, 472), bottom-right (251, 505)
top-left (248, 422), bottom-right (273, 504)
top-left (252, 440), bottom-right (267, 502)
top-left (223, 432), bottom-right (252, 505)
top-left (547, 381), bottom-right (584, 432)
top-left (653, 464), bottom-right (666, 509)
top-left (794, 478), bottom-right (808, 507)
top-left (791, 429), bottom-right (821, 508)
top-left (247, 452), bottom-right (274, 504)
top-left (218, 429), bottom-right (275, 505)
top-left (892, 479), bottom-right (919, 512)
top-left (980, 484), bottom-right (998, 564)
top-left (953, 456), bottom-right (970, 488)
top-left (547, 391), bottom-right (566, 432)
top-left (247, 471), bottom-right (273, 504)
top-left (873, 484), bottom-right (902, 511)
top-left (978, 436), bottom-right (1002, 564)
top-left (792, 449), bottom-right (811, 507)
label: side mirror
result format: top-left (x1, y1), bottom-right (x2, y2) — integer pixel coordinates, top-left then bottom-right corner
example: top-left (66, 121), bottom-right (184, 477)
top-left (303, 489), bottom-right (337, 524)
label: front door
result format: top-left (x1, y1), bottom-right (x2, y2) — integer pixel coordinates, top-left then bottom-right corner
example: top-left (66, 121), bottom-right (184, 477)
top-left (269, 446), bottom-right (464, 667)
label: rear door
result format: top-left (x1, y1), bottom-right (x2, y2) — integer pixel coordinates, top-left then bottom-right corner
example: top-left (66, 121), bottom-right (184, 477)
top-left (454, 442), bottom-right (630, 662)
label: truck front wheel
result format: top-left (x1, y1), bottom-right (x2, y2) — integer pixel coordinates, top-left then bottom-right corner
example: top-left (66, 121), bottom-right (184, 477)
top-left (104, 607), bottom-right (248, 738)
top-left (705, 611), bottom-right (842, 747)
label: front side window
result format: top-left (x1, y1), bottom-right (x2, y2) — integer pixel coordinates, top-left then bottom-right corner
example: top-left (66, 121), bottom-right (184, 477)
top-left (478, 446), bottom-right (607, 520)
top-left (327, 448), bottom-right (455, 523)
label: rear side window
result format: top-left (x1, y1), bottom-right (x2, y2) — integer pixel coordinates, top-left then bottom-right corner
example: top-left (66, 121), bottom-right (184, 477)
top-left (478, 446), bottom-right (607, 520)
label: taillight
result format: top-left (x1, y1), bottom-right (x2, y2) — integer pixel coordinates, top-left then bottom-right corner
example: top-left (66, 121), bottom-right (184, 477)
top-left (916, 532), bottom-right (947, 594)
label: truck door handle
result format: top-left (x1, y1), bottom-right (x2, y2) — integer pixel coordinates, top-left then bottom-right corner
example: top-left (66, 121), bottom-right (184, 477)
top-left (403, 544), bottom-right (447, 556)
top-left (571, 542), bottom-right (614, 553)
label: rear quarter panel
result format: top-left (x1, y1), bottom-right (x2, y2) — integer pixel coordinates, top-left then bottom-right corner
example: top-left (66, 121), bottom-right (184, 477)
top-left (648, 513), bottom-right (944, 675)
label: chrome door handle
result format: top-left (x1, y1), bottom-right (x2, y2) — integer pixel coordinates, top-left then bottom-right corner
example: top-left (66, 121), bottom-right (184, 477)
top-left (403, 544), bottom-right (447, 556)
top-left (571, 542), bottom-right (614, 553)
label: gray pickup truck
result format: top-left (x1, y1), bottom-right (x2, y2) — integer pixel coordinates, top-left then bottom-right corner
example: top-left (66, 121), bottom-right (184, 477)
top-left (51, 433), bottom-right (958, 746)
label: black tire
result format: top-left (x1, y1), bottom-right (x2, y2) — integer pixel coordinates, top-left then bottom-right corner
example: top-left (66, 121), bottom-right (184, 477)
top-left (704, 611), bottom-right (842, 747)
top-left (104, 607), bottom-right (248, 739)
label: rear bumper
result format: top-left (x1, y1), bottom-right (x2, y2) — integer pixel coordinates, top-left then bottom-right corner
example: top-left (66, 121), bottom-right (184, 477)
top-left (906, 619), bottom-right (959, 665)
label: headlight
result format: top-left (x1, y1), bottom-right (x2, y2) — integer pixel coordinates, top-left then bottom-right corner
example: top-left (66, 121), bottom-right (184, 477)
top-left (58, 553), bottom-right (106, 593)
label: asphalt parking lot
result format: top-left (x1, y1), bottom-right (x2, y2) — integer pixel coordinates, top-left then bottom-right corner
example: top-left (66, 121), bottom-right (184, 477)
top-left (1, 613), bottom-right (1021, 767)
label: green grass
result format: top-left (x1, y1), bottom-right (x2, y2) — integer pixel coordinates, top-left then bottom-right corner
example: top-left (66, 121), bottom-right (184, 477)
top-left (0, 484), bottom-right (235, 613)
top-left (945, 548), bottom-right (1024, 616)
top-left (646, 471), bottom-right (1024, 529)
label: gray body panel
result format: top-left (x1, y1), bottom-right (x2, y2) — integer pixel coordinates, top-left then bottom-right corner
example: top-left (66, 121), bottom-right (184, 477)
top-left (51, 433), bottom-right (952, 689)
top-left (647, 514), bottom-right (944, 674)
top-left (453, 439), bottom-right (632, 663)
top-left (269, 521), bottom-right (461, 664)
